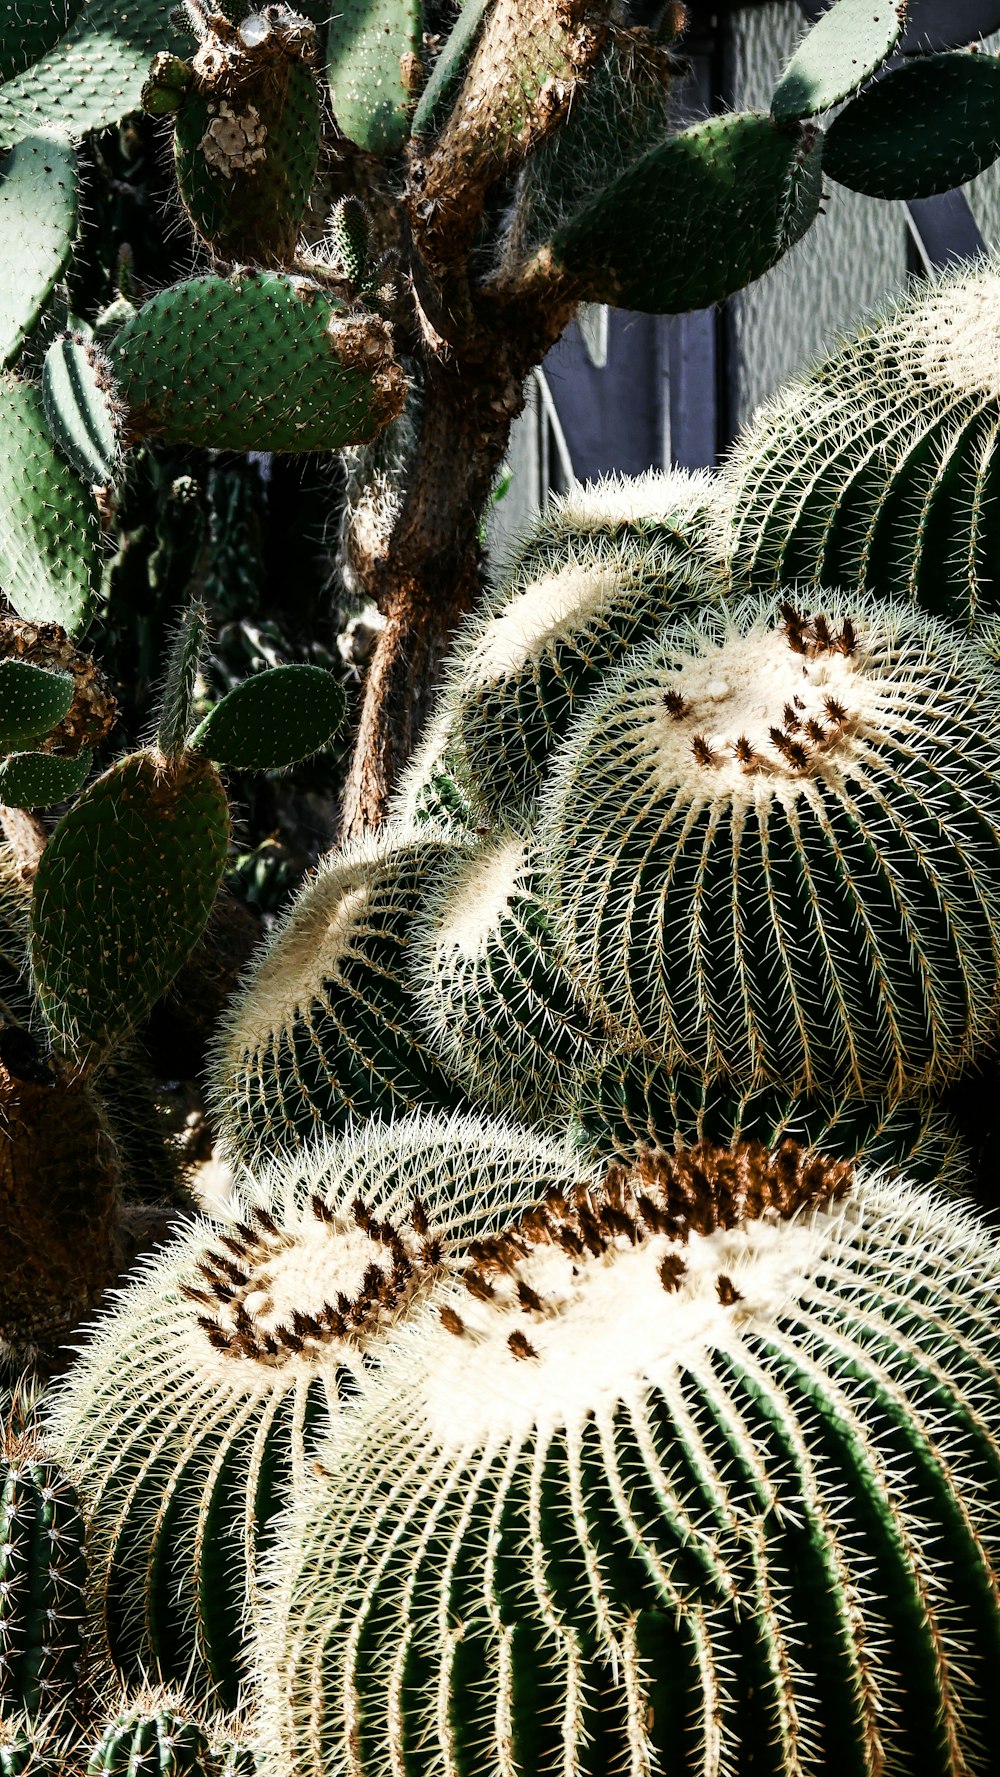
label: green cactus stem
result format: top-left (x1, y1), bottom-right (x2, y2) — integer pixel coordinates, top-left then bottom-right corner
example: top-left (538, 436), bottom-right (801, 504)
top-left (260, 1141), bottom-right (1000, 1777)
top-left (168, 6), bottom-right (322, 265)
top-left (823, 52), bottom-right (1000, 200)
top-left (0, 135), bottom-right (77, 370)
top-left (389, 713), bottom-right (475, 833)
top-left (51, 1113), bottom-right (598, 1708)
top-left (326, 0), bottom-right (422, 157)
top-left (0, 1423), bottom-right (86, 1719)
top-left (410, 0), bottom-right (489, 139)
top-left (536, 590), bottom-right (1000, 1097)
top-left (0, 0), bottom-right (82, 86)
top-left (111, 271), bottom-right (405, 454)
top-left (770, 0), bottom-right (906, 123)
top-left (723, 261), bottom-right (1000, 623)
top-left (86, 1697), bottom-right (212, 1777)
top-left (209, 830), bottom-right (466, 1171)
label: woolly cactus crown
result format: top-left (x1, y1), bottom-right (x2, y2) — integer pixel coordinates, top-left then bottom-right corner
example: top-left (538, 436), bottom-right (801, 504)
top-left (536, 588), bottom-right (1000, 1095)
top-left (260, 1144), bottom-right (1000, 1777)
top-left (50, 1111), bottom-right (600, 1708)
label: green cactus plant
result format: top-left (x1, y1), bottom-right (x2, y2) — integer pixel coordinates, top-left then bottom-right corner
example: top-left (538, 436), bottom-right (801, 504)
top-left (823, 51), bottom-right (1000, 199)
top-left (259, 1142), bottom-right (1000, 1777)
top-left (437, 522), bottom-right (719, 822)
top-left (770, 0), bottom-right (906, 124)
top-left (0, 135), bottom-right (77, 369)
top-left (410, 826), bottom-right (599, 1123)
top-left (209, 829), bottom-right (466, 1170)
top-left (0, 1421), bottom-right (87, 1719)
top-left (187, 665), bottom-right (346, 772)
top-left (163, 5), bottom-right (322, 266)
top-left (86, 1698), bottom-right (212, 1777)
top-left (724, 260), bottom-right (1000, 623)
top-left (389, 713), bottom-right (475, 833)
top-left (41, 335), bottom-right (122, 491)
top-left (326, 0), bottom-right (422, 157)
top-left (568, 1046), bottom-right (969, 1186)
top-left (0, 0), bottom-right (193, 148)
top-left (110, 271), bottom-right (406, 454)
top-left (535, 590), bottom-right (1000, 1096)
top-left (51, 1112), bottom-right (600, 1707)
top-left (0, 753), bottom-right (90, 810)
top-left (0, 377), bottom-right (101, 636)
top-left (0, 1711), bottom-right (77, 1777)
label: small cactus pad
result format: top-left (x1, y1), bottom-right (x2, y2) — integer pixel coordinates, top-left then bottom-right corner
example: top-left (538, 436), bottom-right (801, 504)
top-left (0, 661), bottom-right (73, 752)
top-left (261, 1153), bottom-right (1000, 1777)
top-left (411, 829), bottom-right (598, 1123)
top-left (326, 0), bottom-right (422, 155)
top-left (724, 261), bottom-right (1000, 622)
top-left (111, 271), bottom-right (405, 453)
top-left (0, 0), bottom-right (193, 148)
top-left (86, 1706), bottom-right (211, 1777)
top-left (0, 750), bottom-right (90, 808)
top-left (770, 0), bottom-right (905, 123)
top-left (546, 111), bottom-right (823, 314)
top-left (41, 335), bottom-right (122, 489)
top-left (30, 750), bottom-right (230, 1064)
top-left (823, 53), bottom-right (1000, 200)
top-left (410, 0), bottom-right (489, 137)
top-left (440, 533), bottom-right (716, 821)
top-left (172, 8), bottom-right (321, 265)
top-left (210, 830), bottom-right (466, 1170)
top-left (0, 376), bottom-right (101, 636)
top-left (569, 1047), bottom-right (967, 1187)
top-left (0, 1437), bottom-right (86, 1717)
top-left (536, 592), bottom-right (1000, 1096)
top-left (52, 1112), bottom-right (596, 1706)
top-left (0, 135), bottom-right (77, 368)
top-left (188, 665), bottom-right (346, 771)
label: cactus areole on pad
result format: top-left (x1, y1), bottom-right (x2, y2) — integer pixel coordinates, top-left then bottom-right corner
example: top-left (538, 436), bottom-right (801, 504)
top-left (262, 1143), bottom-right (1000, 1777)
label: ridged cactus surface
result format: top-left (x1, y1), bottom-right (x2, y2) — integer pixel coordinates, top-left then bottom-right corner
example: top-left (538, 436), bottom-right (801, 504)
top-left (411, 828), bottom-right (598, 1123)
top-left (0, 1428), bottom-right (86, 1718)
top-left (51, 1113), bottom-right (599, 1708)
top-left (111, 272), bottom-right (405, 454)
top-left (210, 830), bottom-right (465, 1170)
top-left (41, 335), bottom-right (122, 489)
top-left (86, 1701), bottom-right (211, 1777)
top-left (260, 1144), bottom-right (1000, 1777)
top-left (725, 262), bottom-right (1000, 622)
top-left (440, 526), bottom-right (717, 821)
top-left (536, 591), bottom-right (1000, 1095)
top-left (389, 714), bottom-right (474, 833)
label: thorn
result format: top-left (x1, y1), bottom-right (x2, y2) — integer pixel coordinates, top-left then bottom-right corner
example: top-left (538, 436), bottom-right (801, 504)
top-left (311, 1192), bottom-right (336, 1223)
top-left (811, 614), bottom-right (832, 652)
top-left (838, 617), bottom-right (857, 655)
top-left (733, 735), bottom-right (755, 764)
top-left (439, 1305), bottom-right (465, 1337)
top-left (658, 1253), bottom-right (687, 1292)
top-left (716, 1274), bottom-right (742, 1305)
top-left (508, 1330), bottom-right (538, 1361)
top-left (250, 1204), bottom-right (280, 1236)
top-left (663, 688), bottom-right (689, 718)
top-left (782, 703), bottom-right (800, 732)
top-left (805, 718), bottom-right (826, 744)
top-left (179, 1283), bottom-right (213, 1307)
top-left (421, 1235), bottom-right (444, 1265)
top-left (337, 1292), bottom-right (353, 1316)
top-left (217, 1232), bottom-right (251, 1258)
top-left (410, 1195), bottom-right (429, 1235)
top-left (824, 695), bottom-right (847, 725)
top-left (197, 1317), bottom-right (229, 1351)
top-left (691, 733), bottom-right (717, 767)
top-left (235, 1302), bottom-right (254, 1334)
top-left (463, 1269), bottom-right (495, 1302)
top-left (793, 695), bottom-right (805, 710)
top-left (353, 1195), bottom-right (376, 1236)
top-left (516, 1279), bottom-right (545, 1314)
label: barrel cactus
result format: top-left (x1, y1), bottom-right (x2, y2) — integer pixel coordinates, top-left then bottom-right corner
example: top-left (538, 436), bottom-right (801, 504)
top-left (536, 589), bottom-right (1000, 1096)
top-left (259, 1141), bottom-right (1000, 1777)
top-left (209, 830), bottom-right (466, 1171)
top-left (724, 260), bottom-right (1000, 624)
top-left (50, 1112), bottom-right (600, 1708)
top-left (86, 1695), bottom-right (212, 1777)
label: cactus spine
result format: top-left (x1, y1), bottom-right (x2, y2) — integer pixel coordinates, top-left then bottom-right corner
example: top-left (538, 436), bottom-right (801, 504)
top-left (260, 1145), bottom-right (1000, 1777)
top-left (536, 590), bottom-right (1000, 1096)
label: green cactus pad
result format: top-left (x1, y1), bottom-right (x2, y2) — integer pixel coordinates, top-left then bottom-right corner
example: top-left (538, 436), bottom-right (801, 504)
top-left (0, 1716), bottom-right (75, 1777)
top-left (327, 0), bottom-right (422, 156)
top-left (823, 52), bottom-right (1000, 200)
top-left (173, 9), bottom-right (321, 265)
top-left (0, 849), bottom-right (34, 1032)
top-left (439, 530), bottom-right (718, 822)
top-left (188, 665), bottom-right (346, 770)
top-left (410, 0), bottom-right (489, 138)
top-left (30, 749), bottom-right (230, 1064)
top-left (42, 334), bottom-right (122, 488)
top-left (111, 271), bottom-right (405, 453)
top-left (0, 376), bottom-right (101, 636)
top-left (87, 1706), bottom-right (211, 1777)
top-left (0, 0), bottom-right (193, 149)
top-left (536, 591), bottom-right (1000, 1097)
top-left (0, 0), bottom-right (82, 85)
top-left (0, 135), bottom-right (77, 369)
top-left (771, 0), bottom-right (905, 123)
top-left (569, 1047), bottom-right (968, 1187)
top-left (52, 1112), bottom-right (596, 1706)
top-left (0, 1442), bottom-right (86, 1718)
top-left (724, 261), bottom-right (1000, 622)
top-left (547, 110), bottom-right (823, 314)
top-left (0, 661), bottom-right (73, 752)
top-left (0, 751), bottom-right (90, 808)
top-left (209, 830), bottom-right (466, 1170)
top-left (411, 828), bottom-right (598, 1124)
top-left (156, 603), bottom-right (208, 763)
top-left (261, 1153), bottom-right (1000, 1777)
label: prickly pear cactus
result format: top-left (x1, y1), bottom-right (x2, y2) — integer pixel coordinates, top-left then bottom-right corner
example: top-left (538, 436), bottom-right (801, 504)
top-left (536, 590), bottom-right (1000, 1096)
top-left (51, 1113), bottom-right (599, 1707)
top-left (725, 262), bottom-right (1000, 623)
top-left (0, 134), bottom-right (77, 369)
top-left (209, 830), bottom-right (466, 1170)
top-left (0, 1412), bottom-right (86, 1719)
top-left (260, 1142), bottom-right (1000, 1777)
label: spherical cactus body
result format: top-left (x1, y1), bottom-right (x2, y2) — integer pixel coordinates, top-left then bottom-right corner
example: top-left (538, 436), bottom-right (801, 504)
top-left (410, 827), bottom-right (599, 1123)
top-left (50, 1114), bottom-right (600, 1708)
top-left (210, 830), bottom-right (467, 1170)
top-left (537, 590), bottom-right (1000, 1096)
top-left (87, 1700), bottom-right (212, 1777)
top-left (724, 262), bottom-right (1000, 623)
top-left (260, 1143), bottom-right (1000, 1777)
top-left (0, 1430), bottom-right (86, 1719)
